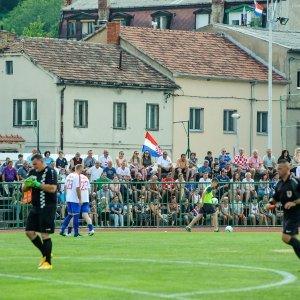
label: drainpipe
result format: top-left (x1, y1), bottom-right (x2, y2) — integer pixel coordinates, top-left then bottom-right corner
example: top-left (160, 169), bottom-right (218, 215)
top-left (60, 84), bottom-right (66, 150)
top-left (250, 81), bottom-right (257, 156)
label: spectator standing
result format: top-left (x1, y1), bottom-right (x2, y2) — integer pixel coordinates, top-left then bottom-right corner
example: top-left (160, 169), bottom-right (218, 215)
top-left (109, 195), bottom-right (124, 227)
top-left (44, 151), bottom-right (54, 167)
top-left (99, 150), bottom-right (112, 169)
top-left (263, 149), bottom-right (277, 176)
top-left (188, 152), bottom-right (198, 180)
top-left (56, 151), bottom-right (68, 170)
top-left (83, 150), bottom-right (96, 171)
top-left (234, 148), bottom-right (248, 177)
top-left (218, 148), bottom-right (231, 170)
top-left (176, 154), bottom-right (190, 181)
top-left (14, 154), bottom-right (24, 170)
top-left (248, 149), bottom-right (265, 178)
top-left (103, 161), bottom-right (117, 180)
top-left (115, 151), bottom-right (127, 168)
top-left (157, 151), bottom-right (174, 180)
top-left (116, 161), bottom-right (131, 180)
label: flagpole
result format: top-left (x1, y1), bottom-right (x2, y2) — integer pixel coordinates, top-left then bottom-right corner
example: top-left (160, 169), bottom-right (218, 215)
top-left (268, 0), bottom-right (273, 150)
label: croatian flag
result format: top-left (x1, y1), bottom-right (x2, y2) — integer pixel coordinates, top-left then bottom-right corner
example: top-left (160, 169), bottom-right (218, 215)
top-left (254, 0), bottom-right (263, 16)
top-left (142, 132), bottom-right (163, 157)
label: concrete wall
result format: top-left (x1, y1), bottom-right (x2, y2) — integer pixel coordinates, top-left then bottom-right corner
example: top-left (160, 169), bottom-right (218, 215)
top-left (172, 77), bottom-right (287, 160)
top-left (0, 54), bottom-right (60, 152)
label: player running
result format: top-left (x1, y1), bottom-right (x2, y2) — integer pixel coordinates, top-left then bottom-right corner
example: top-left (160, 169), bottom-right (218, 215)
top-left (186, 178), bottom-right (219, 232)
top-left (60, 164), bottom-right (94, 237)
top-left (23, 154), bottom-right (58, 270)
top-left (269, 159), bottom-right (300, 259)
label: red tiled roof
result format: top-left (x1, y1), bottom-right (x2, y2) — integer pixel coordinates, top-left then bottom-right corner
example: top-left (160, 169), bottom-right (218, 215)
top-left (3, 38), bottom-right (177, 89)
top-left (120, 27), bottom-right (286, 82)
top-left (0, 135), bottom-right (25, 143)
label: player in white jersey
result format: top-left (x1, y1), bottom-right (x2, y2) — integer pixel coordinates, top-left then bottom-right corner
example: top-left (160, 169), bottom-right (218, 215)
top-left (60, 164), bottom-right (94, 236)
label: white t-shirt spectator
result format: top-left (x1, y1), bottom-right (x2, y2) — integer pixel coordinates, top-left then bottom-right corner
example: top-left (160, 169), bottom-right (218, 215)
top-left (99, 155), bottom-right (112, 168)
top-left (242, 178), bottom-right (254, 190)
top-left (263, 155), bottom-right (276, 168)
top-left (87, 165), bottom-right (103, 182)
top-left (157, 156), bottom-right (172, 168)
top-left (117, 166), bottom-right (130, 177)
top-left (199, 177), bottom-right (211, 189)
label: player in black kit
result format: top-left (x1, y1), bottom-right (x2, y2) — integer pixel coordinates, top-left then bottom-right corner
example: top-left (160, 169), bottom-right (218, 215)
top-left (269, 159), bottom-right (300, 259)
top-left (23, 154), bottom-right (57, 270)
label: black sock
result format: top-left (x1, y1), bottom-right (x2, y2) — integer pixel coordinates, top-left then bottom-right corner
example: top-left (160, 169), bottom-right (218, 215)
top-left (43, 238), bottom-right (52, 264)
top-left (288, 238), bottom-right (300, 259)
top-left (31, 236), bottom-right (44, 256)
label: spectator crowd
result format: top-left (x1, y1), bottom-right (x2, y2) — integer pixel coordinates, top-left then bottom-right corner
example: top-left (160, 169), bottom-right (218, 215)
top-left (1, 147), bottom-right (300, 228)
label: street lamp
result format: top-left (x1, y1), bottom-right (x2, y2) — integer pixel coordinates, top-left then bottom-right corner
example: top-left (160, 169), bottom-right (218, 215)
top-left (231, 113), bottom-right (241, 156)
top-left (24, 119), bottom-right (40, 153)
top-left (173, 120), bottom-right (191, 158)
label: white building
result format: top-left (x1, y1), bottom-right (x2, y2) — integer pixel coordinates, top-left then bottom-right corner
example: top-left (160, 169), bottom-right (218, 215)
top-left (0, 37), bottom-right (177, 158)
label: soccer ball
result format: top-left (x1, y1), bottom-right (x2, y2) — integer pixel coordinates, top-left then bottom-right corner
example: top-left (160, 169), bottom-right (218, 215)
top-left (225, 226), bottom-right (233, 232)
top-left (212, 198), bottom-right (218, 205)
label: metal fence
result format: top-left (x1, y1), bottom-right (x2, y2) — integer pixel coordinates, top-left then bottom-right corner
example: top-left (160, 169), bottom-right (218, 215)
top-left (0, 180), bottom-right (283, 229)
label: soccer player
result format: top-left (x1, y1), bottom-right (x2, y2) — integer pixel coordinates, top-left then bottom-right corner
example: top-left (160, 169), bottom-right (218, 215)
top-left (186, 178), bottom-right (219, 232)
top-left (269, 159), bottom-right (300, 259)
top-left (23, 154), bottom-right (57, 270)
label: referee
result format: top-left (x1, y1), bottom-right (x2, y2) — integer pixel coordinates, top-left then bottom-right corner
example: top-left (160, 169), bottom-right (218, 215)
top-left (23, 154), bottom-right (57, 270)
top-left (270, 159), bottom-right (300, 259)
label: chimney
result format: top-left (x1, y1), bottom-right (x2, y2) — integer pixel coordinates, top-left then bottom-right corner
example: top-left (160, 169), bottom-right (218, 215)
top-left (0, 30), bottom-right (16, 41)
top-left (107, 22), bottom-right (121, 45)
top-left (98, 0), bottom-right (110, 24)
top-left (64, 0), bottom-right (73, 6)
top-left (211, 0), bottom-right (225, 24)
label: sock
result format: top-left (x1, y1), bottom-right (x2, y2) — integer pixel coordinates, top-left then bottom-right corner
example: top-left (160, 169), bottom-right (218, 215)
top-left (43, 238), bottom-right (52, 264)
top-left (31, 235), bottom-right (44, 256)
top-left (288, 237), bottom-right (300, 259)
top-left (73, 214), bottom-right (79, 236)
top-left (67, 227), bottom-right (73, 235)
top-left (61, 215), bottom-right (73, 233)
top-left (88, 224), bottom-right (93, 232)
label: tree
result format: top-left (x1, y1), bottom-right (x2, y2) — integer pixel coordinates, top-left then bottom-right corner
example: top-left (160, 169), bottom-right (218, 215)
top-left (1, 0), bottom-right (64, 37)
top-left (22, 17), bottom-right (48, 37)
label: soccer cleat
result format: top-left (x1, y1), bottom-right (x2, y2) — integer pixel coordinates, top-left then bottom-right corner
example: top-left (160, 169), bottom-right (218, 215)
top-left (59, 231), bottom-right (66, 237)
top-left (38, 256), bottom-right (46, 267)
top-left (74, 233), bottom-right (83, 237)
top-left (214, 228), bottom-right (220, 232)
top-left (185, 226), bottom-right (191, 232)
top-left (38, 262), bottom-right (53, 270)
top-left (66, 233), bottom-right (72, 237)
top-left (88, 230), bottom-right (95, 236)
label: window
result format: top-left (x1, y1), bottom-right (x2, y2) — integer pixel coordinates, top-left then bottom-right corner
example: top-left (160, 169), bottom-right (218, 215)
top-left (189, 108), bottom-right (204, 131)
top-left (146, 104), bottom-right (159, 131)
top-left (6, 61), bottom-right (13, 75)
top-left (67, 21), bottom-right (76, 38)
top-left (297, 71), bottom-right (300, 89)
top-left (223, 110), bottom-right (237, 133)
top-left (297, 122), bottom-right (300, 146)
top-left (81, 22), bottom-right (94, 36)
top-left (257, 111), bottom-right (268, 134)
top-left (195, 14), bottom-right (210, 29)
top-left (74, 100), bottom-right (88, 128)
top-left (113, 103), bottom-right (126, 129)
top-left (151, 11), bottom-right (173, 29)
top-left (13, 100), bottom-right (37, 126)
top-left (111, 13), bottom-right (133, 26)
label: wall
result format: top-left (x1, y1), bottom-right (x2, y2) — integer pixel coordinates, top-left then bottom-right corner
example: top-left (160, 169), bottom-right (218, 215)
top-left (0, 55), bottom-right (60, 153)
top-left (62, 85), bottom-right (173, 160)
top-left (172, 77), bottom-right (287, 161)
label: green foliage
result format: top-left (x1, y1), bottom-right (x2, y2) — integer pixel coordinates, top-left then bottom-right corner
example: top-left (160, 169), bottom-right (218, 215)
top-left (22, 16), bottom-right (48, 37)
top-left (1, 0), bottom-right (64, 37)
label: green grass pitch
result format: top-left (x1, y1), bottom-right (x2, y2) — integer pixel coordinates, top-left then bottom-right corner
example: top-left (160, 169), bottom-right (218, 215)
top-left (0, 231), bottom-right (299, 300)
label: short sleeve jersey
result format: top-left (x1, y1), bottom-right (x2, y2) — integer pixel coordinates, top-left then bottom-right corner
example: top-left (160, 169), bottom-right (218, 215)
top-left (29, 167), bottom-right (57, 208)
top-left (65, 173), bottom-right (80, 203)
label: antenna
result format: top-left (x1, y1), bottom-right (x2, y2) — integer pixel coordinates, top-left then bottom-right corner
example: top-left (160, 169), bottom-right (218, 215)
top-left (118, 50), bottom-right (123, 70)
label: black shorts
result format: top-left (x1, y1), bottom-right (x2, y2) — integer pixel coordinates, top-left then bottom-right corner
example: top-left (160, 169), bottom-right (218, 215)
top-left (25, 206), bottom-right (56, 234)
top-left (200, 203), bottom-right (216, 215)
top-left (283, 213), bottom-right (300, 236)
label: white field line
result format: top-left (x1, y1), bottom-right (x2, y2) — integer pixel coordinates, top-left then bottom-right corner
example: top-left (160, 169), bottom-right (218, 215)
top-left (0, 257), bottom-right (297, 299)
